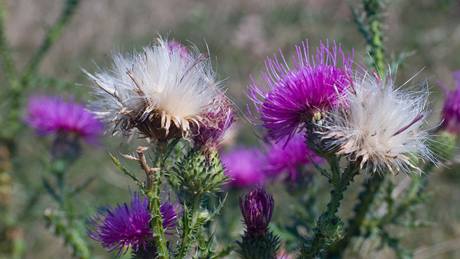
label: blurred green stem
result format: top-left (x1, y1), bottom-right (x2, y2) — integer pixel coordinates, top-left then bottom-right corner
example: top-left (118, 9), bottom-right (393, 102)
top-left (0, 0), bottom-right (16, 83)
top-left (44, 146), bottom-right (91, 259)
top-left (352, 0), bottom-right (386, 76)
top-left (23, 0), bottom-right (80, 78)
top-left (364, 0), bottom-right (385, 75)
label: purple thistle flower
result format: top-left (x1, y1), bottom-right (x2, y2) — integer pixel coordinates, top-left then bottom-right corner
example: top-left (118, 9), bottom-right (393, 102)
top-left (442, 71), bottom-right (460, 133)
top-left (240, 188), bottom-right (274, 237)
top-left (222, 147), bottom-right (267, 188)
top-left (266, 133), bottom-right (323, 181)
top-left (25, 96), bottom-right (103, 143)
top-left (249, 41), bottom-right (353, 142)
top-left (193, 95), bottom-right (234, 151)
top-left (88, 193), bottom-right (177, 255)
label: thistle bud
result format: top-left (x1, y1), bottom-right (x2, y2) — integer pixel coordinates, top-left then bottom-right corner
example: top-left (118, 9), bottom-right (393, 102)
top-left (240, 188), bottom-right (274, 237)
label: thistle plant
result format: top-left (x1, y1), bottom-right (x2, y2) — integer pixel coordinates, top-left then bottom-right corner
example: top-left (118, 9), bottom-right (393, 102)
top-left (25, 95), bottom-right (103, 259)
top-left (2, 0), bottom-right (458, 258)
top-left (0, 0), bottom-right (81, 257)
top-left (86, 38), bottom-right (234, 258)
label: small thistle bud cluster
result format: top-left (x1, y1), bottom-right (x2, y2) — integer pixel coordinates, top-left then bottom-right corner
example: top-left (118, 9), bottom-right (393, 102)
top-left (171, 150), bottom-right (227, 200)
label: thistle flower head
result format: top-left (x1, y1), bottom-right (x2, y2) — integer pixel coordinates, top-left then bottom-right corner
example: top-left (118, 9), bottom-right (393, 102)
top-left (192, 94), bottom-right (234, 150)
top-left (86, 38), bottom-right (223, 141)
top-left (441, 71), bottom-right (460, 134)
top-left (24, 95), bottom-right (103, 143)
top-left (322, 73), bottom-right (433, 174)
top-left (222, 147), bottom-right (267, 188)
top-left (88, 193), bottom-right (177, 255)
top-left (249, 41), bottom-right (353, 142)
top-left (266, 133), bottom-right (323, 181)
top-left (240, 187), bottom-right (274, 237)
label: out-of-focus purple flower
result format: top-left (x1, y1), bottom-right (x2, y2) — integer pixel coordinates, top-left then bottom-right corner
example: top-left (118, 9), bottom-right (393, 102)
top-left (240, 188), bottom-right (274, 237)
top-left (442, 71), bottom-right (460, 133)
top-left (266, 133), bottom-right (323, 181)
top-left (25, 96), bottom-right (103, 143)
top-left (222, 147), bottom-right (266, 188)
top-left (249, 41), bottom-right (353, 142)
top-left (193, 95), bottom-right (234, 151)
top-left (88, 193), bottom-right (177, 255)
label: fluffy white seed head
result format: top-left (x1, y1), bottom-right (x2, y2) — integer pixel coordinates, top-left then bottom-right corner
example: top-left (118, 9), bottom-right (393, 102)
top-left (321, 72), bottom-right (434, 174)
top-left (86, 38), bottom-right (221, 141)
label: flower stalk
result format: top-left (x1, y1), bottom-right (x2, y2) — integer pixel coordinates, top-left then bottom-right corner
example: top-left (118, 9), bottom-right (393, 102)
top-left (176, 195), bottom-right (201, 259)
top-left (302, 160), bottom-right (359, 258)
top-left (44, 142), bottom-right (91, 259)
top-left (135, 146), bottom-right (169, 259)
top-left (328, 175), bottom-right (384, 257)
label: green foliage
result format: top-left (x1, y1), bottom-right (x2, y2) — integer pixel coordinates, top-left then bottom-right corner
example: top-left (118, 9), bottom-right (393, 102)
top-left (44, 209), bottom-right (91, 259)
top-left (0, 1), bottom-right (82, 255)
top-left (169, 150), bottom-right (228, 202)
top-left (237, 231), bottom-right (280, 259)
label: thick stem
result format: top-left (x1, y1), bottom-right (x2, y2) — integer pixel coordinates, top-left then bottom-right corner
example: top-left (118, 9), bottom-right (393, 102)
top-left (301, 163), bottom-right (359, 258)
top-left (328, 175), bottom-right (384, 258)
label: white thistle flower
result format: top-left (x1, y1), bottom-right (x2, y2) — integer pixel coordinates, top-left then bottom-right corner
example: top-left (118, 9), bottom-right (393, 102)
top-left (85, 38), bottom-right (221, 141)
top-left (321, 72), bottom-right (434, 174)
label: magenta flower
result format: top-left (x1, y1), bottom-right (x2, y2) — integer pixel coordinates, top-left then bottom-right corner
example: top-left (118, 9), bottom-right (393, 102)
top-left (25, 96), bottom-right (103, 143)
top-left (193, 95), bottom-right (234, 151)
top-left (442, 71), bottom-right (460, 133)
top-left (266, 133), bottom-right (323, 181)
top-left (222, 147), bottom-right (266, 188)
top-left (240, 188), bottom-right (274, 237)
top-left (88, 194), bottom-right (177, 255)
top-left (249, 41), bottom-right (353, 142)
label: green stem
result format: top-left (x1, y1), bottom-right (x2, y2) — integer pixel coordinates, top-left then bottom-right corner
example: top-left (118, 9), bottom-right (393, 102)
top-left (301, 163), bottom-right (359, 258)
top-left (145, 151), bottom-right (169, 259)
top-left (0, 0), bottom-right (16, 82)
top-left (45, 157), bottom-right (91, 259)
top-left (328, 175), bottom-right (384, 258)
top-left (177, 196), bottom-right (200, 259)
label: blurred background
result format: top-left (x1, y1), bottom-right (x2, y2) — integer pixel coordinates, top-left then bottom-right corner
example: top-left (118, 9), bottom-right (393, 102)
top-left (3, 0), bottom-right (460, 258)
